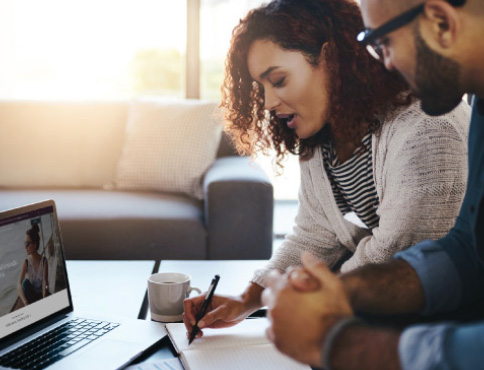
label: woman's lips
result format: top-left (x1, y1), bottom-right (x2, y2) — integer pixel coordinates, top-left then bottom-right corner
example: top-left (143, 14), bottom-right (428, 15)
top-left (287, 114), bottom-right (296, 129)
top-left (276, 113), bottom-right (297, 129)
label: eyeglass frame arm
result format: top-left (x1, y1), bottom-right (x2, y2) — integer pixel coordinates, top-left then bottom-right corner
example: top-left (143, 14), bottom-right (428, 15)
top-left (357, 3), bottom-right (425, 45)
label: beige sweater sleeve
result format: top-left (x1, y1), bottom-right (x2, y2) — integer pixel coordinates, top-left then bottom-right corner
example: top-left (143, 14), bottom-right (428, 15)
top-left (340, 102), bottom-right (469, 272)
top-left (251, 159), bottom-right (348, 287)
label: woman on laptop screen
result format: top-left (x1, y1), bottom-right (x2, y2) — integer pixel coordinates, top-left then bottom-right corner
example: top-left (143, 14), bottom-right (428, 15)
top-left (183, 0), bottom-right (469, 334)
top-left (17, 224), bottom-right (49, 306)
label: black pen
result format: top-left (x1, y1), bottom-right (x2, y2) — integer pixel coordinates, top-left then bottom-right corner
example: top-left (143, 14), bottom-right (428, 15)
top-left (189, 274), bottom-right (220, 345)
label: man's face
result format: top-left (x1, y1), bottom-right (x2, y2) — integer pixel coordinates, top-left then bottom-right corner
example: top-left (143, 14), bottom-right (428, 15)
top-left (413, 31), bottom-right (464, 116)
top-left (360, 0), bottom-right (464, 116)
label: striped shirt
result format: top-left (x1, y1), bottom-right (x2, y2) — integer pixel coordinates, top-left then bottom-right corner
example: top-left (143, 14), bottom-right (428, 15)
top-left (322, 134), bottom-right (380, 229)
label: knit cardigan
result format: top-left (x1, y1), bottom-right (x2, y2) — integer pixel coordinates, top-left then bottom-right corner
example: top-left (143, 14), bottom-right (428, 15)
top-left (253, 100), bottom-right (470, 286)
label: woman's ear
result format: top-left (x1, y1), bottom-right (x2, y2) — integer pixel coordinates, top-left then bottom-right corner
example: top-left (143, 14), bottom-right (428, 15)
top-left (321, 42), bottom-right (331, 58)
top-left (320, 42), bottom-right (334, 65)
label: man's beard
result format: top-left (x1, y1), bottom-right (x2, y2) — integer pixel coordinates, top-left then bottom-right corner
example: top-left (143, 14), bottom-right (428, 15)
top-left (414, 31), bottom-right (464, 116)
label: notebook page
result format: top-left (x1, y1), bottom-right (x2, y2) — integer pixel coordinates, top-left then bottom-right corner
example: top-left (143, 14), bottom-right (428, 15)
top-left (166, 318), bottom-right (271, 353)
top-left (181, 343), bottom-right (311, 370)
top-left (124, 357), bottom-right (183, 370)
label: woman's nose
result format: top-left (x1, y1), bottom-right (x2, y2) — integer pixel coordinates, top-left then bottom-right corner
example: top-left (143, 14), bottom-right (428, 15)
top-left (264, 89), bottom-right (280, 111)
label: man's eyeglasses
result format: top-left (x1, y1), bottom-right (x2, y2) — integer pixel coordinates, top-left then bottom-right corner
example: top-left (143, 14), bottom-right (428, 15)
top-left (357, 0), bottom-right (466, 61)
top-left (357, 3), bottom-right (425, 60)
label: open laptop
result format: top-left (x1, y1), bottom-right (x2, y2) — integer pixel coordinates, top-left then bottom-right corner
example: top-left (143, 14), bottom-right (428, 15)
top-left (0, 200), bottom-right (167, 370)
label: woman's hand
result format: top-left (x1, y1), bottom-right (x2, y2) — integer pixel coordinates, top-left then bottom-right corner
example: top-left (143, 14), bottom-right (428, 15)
top-left (183, 282), bottom-right (264, 339)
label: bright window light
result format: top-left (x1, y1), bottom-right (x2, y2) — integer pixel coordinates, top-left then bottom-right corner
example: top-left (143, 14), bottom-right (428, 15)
top-left (200, 0), bottom-right (300, 200)
top-left (0, 0), bottom-right (300, 200)
top-left (0, 0), bottom-right (186, 99)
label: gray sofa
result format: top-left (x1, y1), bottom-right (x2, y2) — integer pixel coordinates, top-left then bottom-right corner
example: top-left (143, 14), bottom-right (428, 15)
top-left (0, 100), bottom-right (274, 260)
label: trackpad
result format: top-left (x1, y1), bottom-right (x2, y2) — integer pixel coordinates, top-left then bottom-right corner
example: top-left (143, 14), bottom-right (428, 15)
top-left (68, 340), bottom-right (143, 369)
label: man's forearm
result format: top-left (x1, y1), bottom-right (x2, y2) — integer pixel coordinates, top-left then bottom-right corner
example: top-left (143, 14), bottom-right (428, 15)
top-left (341, 259), bottom-right (425, 314)
top-left (329, 324), bottom-right (401, 370)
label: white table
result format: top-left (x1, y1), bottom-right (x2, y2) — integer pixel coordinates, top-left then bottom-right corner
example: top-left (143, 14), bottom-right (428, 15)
top-left (66, 260), bottom-right (156, 319)
top-left (64, 259), bottom-right (267, 321)
top-left (158, 260), bottom-right (268, 296)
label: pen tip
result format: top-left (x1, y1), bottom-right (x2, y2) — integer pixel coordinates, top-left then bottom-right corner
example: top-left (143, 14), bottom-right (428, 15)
top-left (188, 330), bottom-right (196, 345)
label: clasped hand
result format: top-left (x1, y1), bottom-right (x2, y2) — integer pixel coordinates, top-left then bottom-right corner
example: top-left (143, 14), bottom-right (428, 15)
top-left (261, 252), bottom-right (353, 367)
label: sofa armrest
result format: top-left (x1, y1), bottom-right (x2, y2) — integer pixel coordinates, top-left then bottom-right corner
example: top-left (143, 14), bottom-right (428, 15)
top-left (203, 157), bottom-right (273, 260)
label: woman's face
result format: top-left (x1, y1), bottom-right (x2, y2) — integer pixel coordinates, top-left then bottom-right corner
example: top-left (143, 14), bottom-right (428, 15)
top-left (24, 236), bottom-right (36, 255)
top-left (247, 39), bottom-right (331, 139)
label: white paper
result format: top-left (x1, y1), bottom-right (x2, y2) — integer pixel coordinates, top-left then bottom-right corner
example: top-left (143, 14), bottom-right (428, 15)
top-left (166, 318), bottom-right (311, 370)
top-left (182, 344), bottom-right (309, 370)
top-left (166, 318), bottom-right (270, 352)
top-left (124, 357), bottom-right (183, 370)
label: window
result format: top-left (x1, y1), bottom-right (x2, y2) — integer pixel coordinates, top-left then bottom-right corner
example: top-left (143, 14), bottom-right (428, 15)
top-left (200, 0), bottom-right (300, 200)
top-left (199, 0), bottom-right (265, 100)
top-left (0, 0), bottom-right (186, 99)
top-left (0, 0), bottom-right (299, 199)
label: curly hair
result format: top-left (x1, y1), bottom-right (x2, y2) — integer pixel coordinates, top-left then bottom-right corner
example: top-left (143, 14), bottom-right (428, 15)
top-left (26, 224), bottom-right (40, 250)
top-left (221, 0), bottom-right (411, 167)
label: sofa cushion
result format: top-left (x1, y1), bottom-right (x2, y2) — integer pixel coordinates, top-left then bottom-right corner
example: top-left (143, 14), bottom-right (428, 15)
top-left (114, 99), bottom-right (222, 199)
top-left (0, 101), bottom-right (128, 188)
top-left (0, 189), bottom-right (207, 260)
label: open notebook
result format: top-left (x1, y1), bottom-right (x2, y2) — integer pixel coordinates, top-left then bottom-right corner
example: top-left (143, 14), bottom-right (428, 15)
top-left (165, 318), bottom-right (311, 370)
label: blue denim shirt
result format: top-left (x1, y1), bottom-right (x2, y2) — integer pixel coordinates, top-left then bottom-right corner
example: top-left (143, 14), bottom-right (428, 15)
top-left (396, 98), bottom-right (484, 370)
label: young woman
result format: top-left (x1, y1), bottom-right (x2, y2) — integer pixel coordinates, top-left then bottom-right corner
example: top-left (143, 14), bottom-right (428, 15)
top-left (17, 224), bottom-right (49, 305)
top-left (184, 0), bottom-right (469, 334)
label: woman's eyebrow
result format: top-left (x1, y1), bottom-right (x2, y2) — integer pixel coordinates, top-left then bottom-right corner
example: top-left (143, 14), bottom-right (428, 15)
top-left (260, 66), bottom-right (280, 80)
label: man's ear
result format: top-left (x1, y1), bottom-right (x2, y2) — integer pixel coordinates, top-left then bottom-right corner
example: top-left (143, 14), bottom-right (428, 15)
top-left (421, 0), bottom-right (460, 49)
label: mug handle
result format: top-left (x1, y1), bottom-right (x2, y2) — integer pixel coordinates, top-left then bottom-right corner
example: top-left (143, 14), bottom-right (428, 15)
top-left (188, 286), bottom-right (202, 296)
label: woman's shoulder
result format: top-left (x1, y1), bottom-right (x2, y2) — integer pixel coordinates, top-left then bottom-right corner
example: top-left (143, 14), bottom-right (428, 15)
top-left (380, 98), bottom-right (470, 141)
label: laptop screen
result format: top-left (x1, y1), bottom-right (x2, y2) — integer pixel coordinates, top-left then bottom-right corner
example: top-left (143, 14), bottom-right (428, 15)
top-left (0, 202), bottom-right (71, 341)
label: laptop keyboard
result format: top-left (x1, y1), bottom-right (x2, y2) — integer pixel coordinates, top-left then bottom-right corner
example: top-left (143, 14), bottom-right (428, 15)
top-left (0, 318), bottom-right (120, 370)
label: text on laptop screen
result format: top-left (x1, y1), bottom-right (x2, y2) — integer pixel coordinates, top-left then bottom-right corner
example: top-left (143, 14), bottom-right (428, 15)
top-left (0, 206), bottom-right (69, 339)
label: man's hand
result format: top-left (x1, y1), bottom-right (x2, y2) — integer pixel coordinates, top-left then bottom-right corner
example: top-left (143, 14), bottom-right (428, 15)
top-left (261, 252), bottom-right (353, 367)
top-left (286, 265), bottom-right (321, 292)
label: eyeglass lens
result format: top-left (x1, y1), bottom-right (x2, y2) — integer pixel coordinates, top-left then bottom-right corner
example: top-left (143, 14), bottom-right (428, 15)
top-left (366, 44), bottom-right (383, 61)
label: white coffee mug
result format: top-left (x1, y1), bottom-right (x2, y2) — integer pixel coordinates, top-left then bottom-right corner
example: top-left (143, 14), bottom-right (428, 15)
top-left (148, 272), bottom-right (201, 322)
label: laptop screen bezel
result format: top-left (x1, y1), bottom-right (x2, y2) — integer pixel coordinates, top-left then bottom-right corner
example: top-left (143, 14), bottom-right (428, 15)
top-left (0, 200), bottom-right (74, 351)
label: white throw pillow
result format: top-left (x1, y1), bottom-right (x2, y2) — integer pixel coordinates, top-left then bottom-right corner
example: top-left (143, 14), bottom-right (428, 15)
top-left (114, 99), bottom-right (222, 199)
